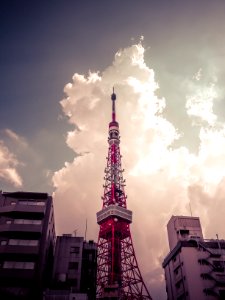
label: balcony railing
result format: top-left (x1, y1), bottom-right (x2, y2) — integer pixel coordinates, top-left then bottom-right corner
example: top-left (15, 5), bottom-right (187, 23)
top-left (0, 203), bottom-right (46, 214)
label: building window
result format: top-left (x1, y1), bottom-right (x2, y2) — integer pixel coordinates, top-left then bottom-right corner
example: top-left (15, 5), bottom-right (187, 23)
top-left (6, 220), bottom-right (12, 224)
top-left (18, 200), bottom-right (45, 206)
top-left (176, 281), bottom-right (181, 289)
top-left (14, 219), bottom-right (42, 225)
top-left (219, 290), bottom-right (225, 297)
top-left (10, 201), bottom-right (16, 205)
top-left (8, 239), bottom-right (39, 246)
top-left (68, 262), bottom-right (78, 270)
top-left (0, 240), bottom-right (7, 245)
top-left (70, 280), bottom-right (78, 290)
top-left (201, 273), bottom-right (212, 280)
top-left (70, 246), bottom-right (80, 254)
top-left (3, 261), bottom-right (35, 269)
top-left (213, 260), bottom-right (225, 272)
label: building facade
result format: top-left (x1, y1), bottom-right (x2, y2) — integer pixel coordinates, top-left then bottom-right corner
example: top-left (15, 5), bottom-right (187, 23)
top-left (163, 216), bottom-right (225, 300)
top-left (44, 235), bottom-right (97, 300)
top-left (0, 191), bottom-right (55, 299)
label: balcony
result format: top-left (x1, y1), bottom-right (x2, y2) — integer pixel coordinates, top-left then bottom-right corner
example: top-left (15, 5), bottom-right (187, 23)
top-left (0, 269), bottom-right (35, 283)
top-left (214, 274), bottom-right (225, 286)
top-left (0, 244), bottom-right (39, 255)
top-left (0, 203), bottom-right (45, 215)
top-left (0, 223), bottom-right (42, 234)
top-left (97, 205), bottom-right (132, 224)
top-left (174, 272), bottom-right (183, 283)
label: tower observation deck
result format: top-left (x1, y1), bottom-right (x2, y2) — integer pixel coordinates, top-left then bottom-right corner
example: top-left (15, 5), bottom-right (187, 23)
top-left (96, 90), bottom-right (153, 299)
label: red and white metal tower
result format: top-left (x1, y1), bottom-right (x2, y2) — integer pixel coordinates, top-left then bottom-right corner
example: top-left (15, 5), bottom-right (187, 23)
top-left (96, 90), bottom-right (153, 299)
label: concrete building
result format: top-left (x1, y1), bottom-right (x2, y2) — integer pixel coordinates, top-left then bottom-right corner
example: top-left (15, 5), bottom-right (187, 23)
top-left (163, 216), bottom-right (225, 300)
top-left (44, 235), bottom-right (97, 300)
top-left (0, 191), bottom-right (55, 299)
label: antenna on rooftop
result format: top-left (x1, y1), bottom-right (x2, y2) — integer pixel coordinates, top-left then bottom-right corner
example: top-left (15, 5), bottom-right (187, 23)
top-left (84, 219), bottom-right (87, 241)
top-left (189, 201), bottom-right (193, 217)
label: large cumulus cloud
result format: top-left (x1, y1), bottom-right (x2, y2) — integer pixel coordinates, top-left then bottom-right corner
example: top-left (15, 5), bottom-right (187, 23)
top-left (53, 43), bottom-right (225, 299)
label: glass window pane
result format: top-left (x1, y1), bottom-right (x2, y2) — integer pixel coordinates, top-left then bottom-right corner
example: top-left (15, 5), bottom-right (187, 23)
top-left (18, 201), bottom-right (28, 205)
top-left (23, 220), bottom-right (30, 224)
top-left (15, 262), bottom-right (23, 269)
top-left (3, 261), bottom-right (13, 268)
top-left (8, 239), bottom-right (18, 245)
top-left (8, 239), bottom-right (39, 246)
top-left (68, 262), bottom-right (78, 270)
top-left (18, 200), bottom-right (45, 206)
top-left (14, 219), bottom-right (23, 224)
top-left (32, 220), bottom-right (42, 225)
top-left (29, 240), bottom-right (38, 246)
top-left (19, 240), bottom-right (28, 246)
top-left (14, 219), bottom-right (41, 225)
top-left (3, 261), bottom-right (35, 269)
top-left (25, 262), bottom-right (35, 269)
top-left (70, 247), bottom-right (80, 254)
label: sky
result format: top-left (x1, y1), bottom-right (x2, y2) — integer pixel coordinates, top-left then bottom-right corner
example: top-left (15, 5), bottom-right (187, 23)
top-left (1, 0), bottom-right (225, 299)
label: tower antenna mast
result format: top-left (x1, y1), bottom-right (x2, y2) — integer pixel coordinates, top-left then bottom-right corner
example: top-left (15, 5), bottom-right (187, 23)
top-left (96, 89), bottom-right (153, 299)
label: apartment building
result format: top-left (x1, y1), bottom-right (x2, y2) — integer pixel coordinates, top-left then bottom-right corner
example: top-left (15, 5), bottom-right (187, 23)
top-left (0, 191), bottom-right (55, 299)
top-left (44, 235), bottom-right (97, 300)
top-left (162, 216), bottom-right (225, 300)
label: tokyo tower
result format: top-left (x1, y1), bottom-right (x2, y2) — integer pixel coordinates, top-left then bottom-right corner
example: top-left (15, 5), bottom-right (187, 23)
top-left (96, 90), bottom-right (153, 299)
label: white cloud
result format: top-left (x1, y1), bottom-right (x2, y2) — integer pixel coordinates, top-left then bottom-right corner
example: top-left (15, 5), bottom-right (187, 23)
top-left (4, 128), bottom-right (28, 148)
top-left (53, 43), bottom-right (225, 299)
top-left (193, 68), bottom-right (202, 81)
top-left (0, 140), bottom-right (22, 187)
top-left (186, 77), bottom-right (218, 126)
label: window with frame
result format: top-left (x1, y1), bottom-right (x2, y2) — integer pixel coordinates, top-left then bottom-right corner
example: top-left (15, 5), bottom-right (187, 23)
top-left (70, 246), bottom-right (80, 254)
top-left (8, 239), bottom-right (39, 246)
top-left (68, 262), bottom-right (78, 270)
top-left (14, 219), bottom-right (42, 225)
top-left (18, 200), bottom-right (45, 206)
top-left (70, 279), bottom-right (78, 289)
top-left (219, 290), bottom-right (225, 297)
top-left (213, 260), bottom-right (225, 272)
top-left (3, 261), bottom-right (35, 269)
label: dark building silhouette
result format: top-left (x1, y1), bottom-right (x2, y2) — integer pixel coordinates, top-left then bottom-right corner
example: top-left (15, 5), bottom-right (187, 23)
top-left (81, 239), bottom-right (97, 298)
top-left (44, 235), bottom-right (97, 300)
top-left (0, 191), bottom-right (55, 300)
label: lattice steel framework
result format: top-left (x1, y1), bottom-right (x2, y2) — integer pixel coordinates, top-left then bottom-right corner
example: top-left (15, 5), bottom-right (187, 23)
top-left (96, 90), bottom-right (152, 299)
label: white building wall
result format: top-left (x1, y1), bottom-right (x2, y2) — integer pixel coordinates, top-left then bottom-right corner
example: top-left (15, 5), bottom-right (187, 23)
top-left (167, 216), bottom-right (203, 251)
top-left (181, 247), bottom-right (205, 300)
top-left (164, 245), bottom-right (219, 300)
